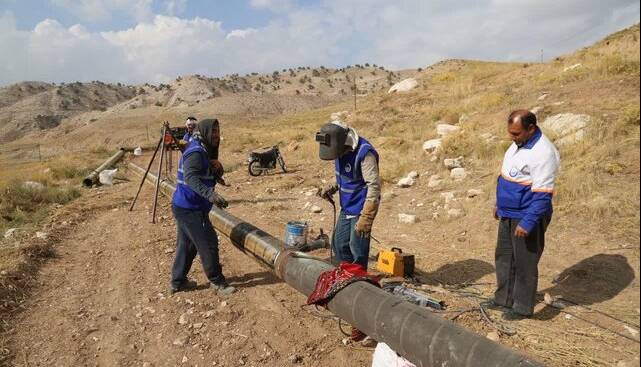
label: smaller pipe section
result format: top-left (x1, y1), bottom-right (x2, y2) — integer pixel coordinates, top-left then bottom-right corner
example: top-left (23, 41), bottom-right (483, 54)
top-left (83, 148), bottom-right (126, 187)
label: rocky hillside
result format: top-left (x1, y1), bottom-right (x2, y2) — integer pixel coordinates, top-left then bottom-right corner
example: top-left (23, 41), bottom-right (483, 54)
top-left (0, 81), bottom-right (139, 142)
top-left (0, 65), bottom-right (413, 144)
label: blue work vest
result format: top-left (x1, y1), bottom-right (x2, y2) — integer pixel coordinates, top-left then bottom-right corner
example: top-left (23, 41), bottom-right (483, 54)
top-left (172, 140), bottom-right (215, 211)
top-left (183, 133), bottom-right (193, 143)
top-left (335, 137), bottom-right (379, 216)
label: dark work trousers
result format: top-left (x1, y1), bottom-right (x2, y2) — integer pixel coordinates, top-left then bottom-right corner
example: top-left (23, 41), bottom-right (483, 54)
top-left (171, 204), bottom-right (225, 288)
top-left (333, 211), bottom-right (371, 269)
top-left (494, 215), bottom-right (551, 316)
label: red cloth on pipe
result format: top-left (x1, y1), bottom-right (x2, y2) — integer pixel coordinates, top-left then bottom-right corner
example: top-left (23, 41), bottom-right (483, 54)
top-left (306, 262), bottom-right (381, 307)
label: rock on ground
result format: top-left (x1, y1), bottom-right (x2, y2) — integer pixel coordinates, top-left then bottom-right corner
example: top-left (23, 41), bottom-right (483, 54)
top-left (443, 157), bottom-right (463, 170)
top-left (450, 168), bottom-right (467, 180)
top-left (388, 78), bottom-right (418, 93)
top-left (22, 181), bottom-right (45, 191)
top-left (467, 189), bottom-right (484, 198)
top-left (428, 175), bottom-right (442, 188)
top-left (422, 139), bottom-right (442, 153)
top-left (397, 177), bottom-right (415, 188)
top-left (541, 113), bottom-right (591, 145)
top-left (436, 123), bottom-right (461, 137)
top-left (398, 214), bottom-right (418, 224)
top-left (447, 209), bottom-right (465, 219)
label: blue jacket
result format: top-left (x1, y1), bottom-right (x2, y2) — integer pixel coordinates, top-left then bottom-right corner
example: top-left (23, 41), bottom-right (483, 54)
top-left (336, 137), bottom-right (379, 216)
top-left (172, 140), bottom-right (216, 211)
top-left (496, 128), bottom-right (560, 233)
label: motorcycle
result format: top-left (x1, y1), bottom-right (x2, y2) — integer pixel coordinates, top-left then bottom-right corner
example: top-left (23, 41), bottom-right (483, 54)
top-left (248, 145), bottom-right (287, 176)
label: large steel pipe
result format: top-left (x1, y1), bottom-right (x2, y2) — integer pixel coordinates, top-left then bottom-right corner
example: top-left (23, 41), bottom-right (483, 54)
top-left (83, 148), bottom-right (126, 187)
top-left (129, 162), bottom-right (546, 367)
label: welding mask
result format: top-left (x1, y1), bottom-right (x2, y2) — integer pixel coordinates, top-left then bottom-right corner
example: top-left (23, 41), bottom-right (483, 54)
top-left (316, 123), bottom-right (349, 161)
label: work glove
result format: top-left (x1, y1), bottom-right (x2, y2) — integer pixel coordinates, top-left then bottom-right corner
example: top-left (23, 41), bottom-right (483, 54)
top-left (355, 200), bottom-right (379, 237)
top-left (320, 184), bottom-right (339, 200)
top-left (209, 192), bottom-right (229, 209)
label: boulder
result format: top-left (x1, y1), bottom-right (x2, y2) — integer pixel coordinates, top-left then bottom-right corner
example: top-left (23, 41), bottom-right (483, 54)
top-left (398, 214), bottom-right (418, 224)
top-left (388, 78), bottom-right (418, 94)
top-left (542, 113), bottom-right (591, 145)
top-left (443, 157), bottom-right (463, 170)
top-left (450, 168), bottom-right (467, 180)
top-left (397, 177), bottom-right (415, 188)
top-left (422, 139), bottom-right (442, 153)
top-left (407, 171), bottom-right (419, 179)
top-left (436, 123), bottom-right (461, 137)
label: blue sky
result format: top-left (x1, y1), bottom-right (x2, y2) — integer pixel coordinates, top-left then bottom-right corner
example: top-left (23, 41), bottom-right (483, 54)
top-left (0, 0), bottom-right (639, 85)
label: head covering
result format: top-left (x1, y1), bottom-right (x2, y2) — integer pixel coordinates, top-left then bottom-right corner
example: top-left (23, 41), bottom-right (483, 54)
top-left (185, 116), bottom-right (198, 128)
top-left (195, 118), bottom-right (220, 160)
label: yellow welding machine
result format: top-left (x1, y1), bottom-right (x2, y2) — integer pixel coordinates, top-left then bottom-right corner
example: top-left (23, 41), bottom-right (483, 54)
top-left (376, 247), bottom-right (415, 278)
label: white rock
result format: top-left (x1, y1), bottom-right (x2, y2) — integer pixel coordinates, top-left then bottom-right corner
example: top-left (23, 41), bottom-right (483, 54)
top-left (173, 336), bottom-right (189, 347)
top-left (22, 181), bottom-right (45, 191)
top-left (397, 177), bottom-right (415, 188)
top-left (388, 78), bottom-right (418, 94)
top-left (429, 155), bottom-right (438, 162)
top-left (398, 214), bottom-right (418, 224)
top-left (422, 139), bottom-right (442, 153)
top-left (450, 168), bottom-right (467, 180)
top-left (310, 205), bottom-right (323, 214)
top-left (407, 171), bottom-right (419, 179)
top-left (447, 209), bottom-right (465, 219)
top-left (443, 157), bottom-right (463, 170)
top-left (427, 175), bottom-right (442, 188)
top-left (537, 93), bottom-right (549, 101)
top-left (563, 63), bottom-right (582, 72)
top-left (4, 228), bottom-right (18, 239)
top-left (467, 189), bottom-right (484, 198)
top-left (436, 123), bottom-right (461, 137)
top-left (486, 332), bottom-right (500, 342)
top-left (35, 231), bottom-right (48, 239)
top-left (542, 113), bottom-right (591, 144)
top-left (440, 192), bottom-right (456, 204)
top-left (134, 147), bottom-right (143, 156)
top-left (178, 313), bottom-right (189, 325)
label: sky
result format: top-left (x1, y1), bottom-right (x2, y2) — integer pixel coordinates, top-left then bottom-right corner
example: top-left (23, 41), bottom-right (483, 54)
top-left (0, 0), bottom-right (639, 86)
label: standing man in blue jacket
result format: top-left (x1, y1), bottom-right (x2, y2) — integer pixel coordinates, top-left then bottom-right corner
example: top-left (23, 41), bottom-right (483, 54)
top-left (316, 121), bottom-right (381, 270)
top-left (170, 118), bottom-right (236, 296)
top-left (492, 110), bottom-right (560, 319)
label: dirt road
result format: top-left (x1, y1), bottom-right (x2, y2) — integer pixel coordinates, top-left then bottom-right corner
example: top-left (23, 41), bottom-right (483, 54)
top-left (5, 179), bottom-right (370, 367)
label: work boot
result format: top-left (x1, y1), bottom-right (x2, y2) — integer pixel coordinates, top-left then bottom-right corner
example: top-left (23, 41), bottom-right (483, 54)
top-left (170, 279), bottom-right (198, 295)
top-left (502, 309), bottom-right (530, 321)
top-left (210, 281), bottom-right (236, 296)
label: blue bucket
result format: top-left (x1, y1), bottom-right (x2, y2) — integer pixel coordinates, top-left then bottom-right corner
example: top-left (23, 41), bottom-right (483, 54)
top-left (284, 221), bottom-right (308, 248)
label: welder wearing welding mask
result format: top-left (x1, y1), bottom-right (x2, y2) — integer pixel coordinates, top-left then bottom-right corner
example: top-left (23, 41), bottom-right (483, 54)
top-left (316, 121), bottom-right (381, 269)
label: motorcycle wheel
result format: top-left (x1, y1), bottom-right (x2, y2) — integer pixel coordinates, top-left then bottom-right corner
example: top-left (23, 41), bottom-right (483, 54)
top-left (248, 159), bottom-right (263, 176)
top-left (277, 155), bottom-right (287, 173)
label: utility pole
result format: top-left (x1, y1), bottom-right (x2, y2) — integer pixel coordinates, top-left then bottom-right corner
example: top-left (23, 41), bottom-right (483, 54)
top-left (353, 71), bottom-right (357, 111)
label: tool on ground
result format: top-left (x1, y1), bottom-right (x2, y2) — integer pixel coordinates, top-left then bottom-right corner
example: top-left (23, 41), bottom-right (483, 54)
top-left (376, 247), bottom-right (415, 278)
top-left (247, 144), bottom-right (287, 176)
top-left (383, 284), bottom-right (445, 310)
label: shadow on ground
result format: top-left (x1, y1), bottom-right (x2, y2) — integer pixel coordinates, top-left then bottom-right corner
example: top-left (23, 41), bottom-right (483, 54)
top-left (535, 253), bottom-right (635, 320)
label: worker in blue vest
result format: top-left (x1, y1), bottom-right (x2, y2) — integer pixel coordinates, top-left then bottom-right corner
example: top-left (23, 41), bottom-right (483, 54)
top-left (170, 118), bottom-right (236, 296)
top-left (183, 116), bottom-right (198, 143)
top-left (316, 121), bottom-right (381, 269)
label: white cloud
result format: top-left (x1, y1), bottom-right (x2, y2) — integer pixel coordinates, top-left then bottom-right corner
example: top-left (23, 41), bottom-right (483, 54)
top-left (0, 1), bottom-right (639, 85)
top-left (163, 0), bottom-right (187, 16)
top-left (50, 0), bottom-right (153, 22)
top-left (249, 0), bottom-right (294, 12)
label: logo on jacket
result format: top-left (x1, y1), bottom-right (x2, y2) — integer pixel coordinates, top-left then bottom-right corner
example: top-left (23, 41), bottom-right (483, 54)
top-left (344, 163), bottom-right (352, 173)
top-left (509, 167), bottom-right (519, 177)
